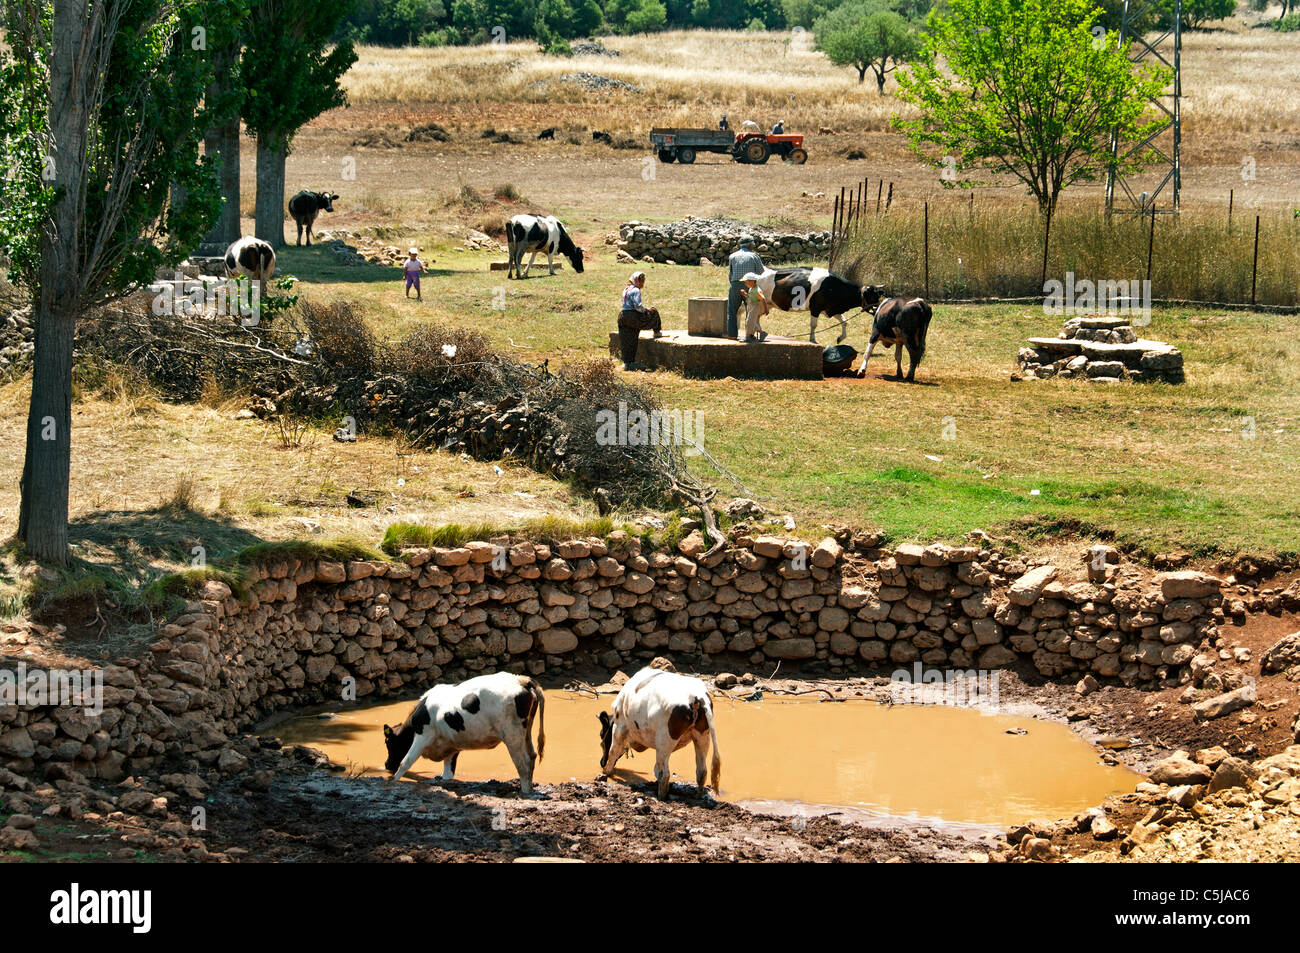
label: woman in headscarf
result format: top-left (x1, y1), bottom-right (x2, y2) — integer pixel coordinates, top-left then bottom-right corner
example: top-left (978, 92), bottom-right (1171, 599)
top-left (617, 271), bottom-right (661, 371)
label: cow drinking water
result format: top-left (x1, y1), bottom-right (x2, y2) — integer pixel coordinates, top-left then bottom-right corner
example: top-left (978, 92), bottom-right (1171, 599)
top-left (857, 296), bottom-right (933, 382)
top-left (287, 190), bottom-right (339, 246)
top-left (506, 214), bottom-right (584, 279)
top-left (383, 672), bottom-right (546, 795)
top-left (598, 667), bottom-right (722, 799)
top-left (756, 267), bottom-right (884, 343)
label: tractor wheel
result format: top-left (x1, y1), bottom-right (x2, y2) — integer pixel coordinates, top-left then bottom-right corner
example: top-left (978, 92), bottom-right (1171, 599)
top-left (678, 147), bottom-right (696, 164)
top-left (657, 149), bottom-right (676, 163)
top-left (789, 148), bottom-right (808, 165)
top-left (744, 139), bottom-right (770, 164)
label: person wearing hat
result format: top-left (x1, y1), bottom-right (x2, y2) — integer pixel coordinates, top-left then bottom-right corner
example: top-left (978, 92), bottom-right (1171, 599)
top-left (771, 119), bottom-right (784, 134)
top-left (726, 236), bottom-right (764, 339)
top-left (740, 272), bottom-right (770, 343)
top-left (719, 114), bottom-right (730, 132)
top-left (617, 271), bottom-right (661, 371)
top-left (403, 247), bottom-right (424, 301)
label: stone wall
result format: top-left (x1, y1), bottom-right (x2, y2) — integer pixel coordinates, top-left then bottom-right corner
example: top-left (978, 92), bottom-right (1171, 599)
top-left (0, 531), bottom-right (1225, 782)
top-left (619, 218), bottom-right (832, 266)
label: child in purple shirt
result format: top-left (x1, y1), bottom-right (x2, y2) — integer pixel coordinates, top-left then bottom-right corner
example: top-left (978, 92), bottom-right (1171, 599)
top-left (404, 247), bottom-right (424, 300)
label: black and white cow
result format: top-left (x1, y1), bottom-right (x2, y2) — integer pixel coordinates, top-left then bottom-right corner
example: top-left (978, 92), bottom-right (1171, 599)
top-left (383, 672), bottom-right (546, 794)
top-left (598, 667), bottom-right (721, 799)
top-left (755, 267), bottom-right (885, 343)
top-left (224, 236), bottom-right (276, 297)
top-left (857, 296), bottom-right (933, 382)
top-left (287, 189), bottom-right (339, 246)
top-left (506, 214), bottom-right (585, 279)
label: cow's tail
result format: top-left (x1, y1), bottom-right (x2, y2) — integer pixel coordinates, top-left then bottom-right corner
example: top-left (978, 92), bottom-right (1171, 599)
top-left (916, 300), bottom-right (933, 359)
top-left (704, 697), bottom-right (722, 793)
top-left (527, 676), bottom-right (546, 762)
top-left (258, 244), bottom-right (275, 281)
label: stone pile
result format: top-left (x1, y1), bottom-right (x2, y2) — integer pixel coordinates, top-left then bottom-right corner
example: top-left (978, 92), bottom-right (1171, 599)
top-left (0, 532), bottom-right (1224, 782)
top-left (1016, 316), bottom-right (1184, 383)
top-left (619, 218), bottom-right (833, 266)
top-left (0, 307), bottom-right (34, 374)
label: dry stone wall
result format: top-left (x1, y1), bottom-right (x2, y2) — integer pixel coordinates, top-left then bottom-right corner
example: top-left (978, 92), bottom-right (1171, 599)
top-left (619, 218), bottom-right (832, 266)
top-left (0, 532), bottom-right (1225, 782)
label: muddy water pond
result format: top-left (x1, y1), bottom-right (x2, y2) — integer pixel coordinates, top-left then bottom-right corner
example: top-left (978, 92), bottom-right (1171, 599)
top-left (275, 691), bottom-right (1136, 828)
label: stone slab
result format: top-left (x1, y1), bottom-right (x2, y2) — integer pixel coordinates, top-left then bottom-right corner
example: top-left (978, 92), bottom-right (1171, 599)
top-left (608, 329), bottom-right (823, 379)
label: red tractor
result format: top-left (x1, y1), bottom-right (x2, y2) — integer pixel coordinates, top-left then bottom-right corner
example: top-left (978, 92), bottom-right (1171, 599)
top-left (649, 127), bottom-right (808, 165)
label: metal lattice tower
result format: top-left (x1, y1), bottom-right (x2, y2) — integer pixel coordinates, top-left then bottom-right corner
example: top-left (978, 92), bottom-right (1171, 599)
top-left (1104, 0), bottom-right (1182, 214)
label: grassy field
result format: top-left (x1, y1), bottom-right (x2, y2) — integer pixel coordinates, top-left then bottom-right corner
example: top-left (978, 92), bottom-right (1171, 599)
top-left (268, 235), bottom-right (1300, 558)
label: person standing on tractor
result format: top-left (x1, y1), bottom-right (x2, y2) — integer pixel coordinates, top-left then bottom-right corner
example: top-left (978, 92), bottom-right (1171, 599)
top-left (719, 114), bottom-right (730, 132)
top-left (726, 236), bottom-right (764, 340)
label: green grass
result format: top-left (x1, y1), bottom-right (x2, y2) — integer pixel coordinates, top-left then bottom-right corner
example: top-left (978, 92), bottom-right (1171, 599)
top-left (277, 240), bottom-right (1300, 558)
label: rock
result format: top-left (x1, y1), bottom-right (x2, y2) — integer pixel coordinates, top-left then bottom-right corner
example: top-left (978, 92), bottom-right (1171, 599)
top-left (1260, 631), bottom-right (1300, 675)
top-left (217, 748), bottom-right (249, 775)
top-left (677, 531), bottom-right (706, 559)
top-left (1075, 674), bottom-right (1099, 697)
top-left (977, 645), bottom-right (1018, 668)
top-left (714, 673), bottom-right (738, 689)
top-left (762, 638), bottom-right (817, 660)
top-left (4, 813), bottom-right (37, 830)
top-left (1019, 836), bottom-right (1058, 861)
top-left (1090, 814), bottom-right (1118, 841)
top-left (0, 827), bottom-right (38, 851)
top-left (1148, 753), bottom-right (1212, 785)
top-left (539, 629), bottom-right (579, 654)
top-left (1159, 570), bottom-right (1222, 600)
top-left (1207, 756), bottom-right (1256, 794)
top-left (1193, 746), bottom-right (1230, 768)
top-left (724, 498), bottom-right (765, 519)
top-left (1008, 565), bottom-right (1058, 606)
top-left (1192, 685), bottom-right (1254, 721)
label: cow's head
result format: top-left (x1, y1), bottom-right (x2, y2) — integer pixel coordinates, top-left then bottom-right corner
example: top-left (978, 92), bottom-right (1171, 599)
top-left (382, 698), bottom-right (431, 774)
top-left (597, 711), bottom-right (613, 769)
top-left (321, 192), bottom-right (339, 213)
top-left (861, 284), bottom-right (885, 312)
top-left (567, 245), bottom-right (585, 274)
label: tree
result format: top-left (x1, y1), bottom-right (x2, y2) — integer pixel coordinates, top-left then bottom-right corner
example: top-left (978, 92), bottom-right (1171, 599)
top-left (894, 0), bottom-right (1170, 214)
top-left (241, 0), bottom-right (357, 249)
top-left (198, 2), bottom-right (251, 248)
top-left (815, 2), bottom-right (919, 93)
top-left (0, 0), bottom-right (222, 564)
top-left (605, 0), bottom-right (668, 32)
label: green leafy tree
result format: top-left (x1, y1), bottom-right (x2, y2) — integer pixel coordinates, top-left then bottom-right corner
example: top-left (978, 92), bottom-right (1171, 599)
top-left (0, 0), bottom-right (224, 564)
top-left (241, 0), bottom-right (358, 249)
top-left (198, 1), bottom-right (252, 248)
top-left (894, 0), bottom-right (1171, 214)
top-left (781, 0), bottom-right (836, 27)
top-left (815, 2), bottom-right (919, 93)
top-left (606, 0), bottom-right (668, 32)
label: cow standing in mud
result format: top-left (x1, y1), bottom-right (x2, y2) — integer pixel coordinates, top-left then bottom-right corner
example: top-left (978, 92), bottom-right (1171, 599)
top-left (383, 672), bottom-right (546, 795)
top-left (598, 667), bottom-right (722, 799)
top-left (857, 296), bottom-right (933, 382)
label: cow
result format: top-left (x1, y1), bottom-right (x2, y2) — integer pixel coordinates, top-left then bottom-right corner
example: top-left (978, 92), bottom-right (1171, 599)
top-left (287, 189), bottom-right (339, 246)
top-left (537, 127), bottom-right (556, 140)
top-left (857, 296), bottom-right (933, 382)
top-left (383, 672), bottom-right (546, 795)
top-left (506, 214), bottom-right (585, 279)
top-left (597, 667), bottom-right (721, 799)
top-left (224, 236), bottom-right (275, 298)
top-left (755, 266), bottom-right (885, 344)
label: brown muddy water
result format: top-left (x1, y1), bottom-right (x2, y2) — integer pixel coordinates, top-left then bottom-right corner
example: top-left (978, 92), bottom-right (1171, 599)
top-left (274, 691), bottom-right (1137, 829)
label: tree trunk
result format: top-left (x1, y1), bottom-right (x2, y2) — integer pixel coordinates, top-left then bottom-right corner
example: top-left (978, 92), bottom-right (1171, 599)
top-left (876, 70), bottom-right (886, 96)
top-left (857, 65), bottom-right (867, 83)
top-left (19, 0), bottom-right (91, 565)
top-left (254, 134), bottom-right (286, 249)
top-left (202, 46), bottom-right (242, 248)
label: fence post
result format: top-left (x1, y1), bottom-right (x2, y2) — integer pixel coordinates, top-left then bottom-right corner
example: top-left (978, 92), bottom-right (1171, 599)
top-left (876, 180), bottom-right (883, 215)
top-left (924, 201), bottom-right (930, 299)
top-left (886, 182), bottom-right (893, 211)
top-left (1228, 189), bottom-right (1233, 232)
top-left (1251, 215), bottom-right (1260, 307)
top-left (1146, 204), bottom-right (1156, 285)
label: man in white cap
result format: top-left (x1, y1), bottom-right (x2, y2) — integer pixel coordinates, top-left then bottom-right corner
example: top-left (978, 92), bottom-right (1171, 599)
top-left (403, 246), bottom-right (424, 300)
top-left (617, 271), bottom-right (661, 371)
top-left (726, 236), bottom-right (764, 339)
